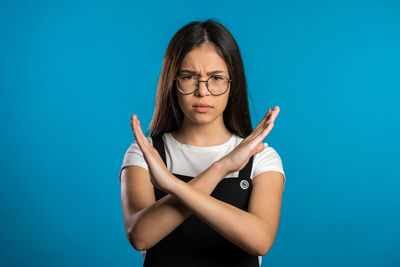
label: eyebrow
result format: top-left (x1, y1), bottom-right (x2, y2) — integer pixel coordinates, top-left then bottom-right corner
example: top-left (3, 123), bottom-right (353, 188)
top-left (179, 69), bottom-right (226, 75)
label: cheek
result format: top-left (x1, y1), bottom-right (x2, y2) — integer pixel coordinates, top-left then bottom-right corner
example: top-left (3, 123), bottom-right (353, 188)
top-left (177, 95), bottom-right (193, 115)
top-left (217, 96), bottom-right (230, 112)
top-left (177, 95), bottom-right (183, 110)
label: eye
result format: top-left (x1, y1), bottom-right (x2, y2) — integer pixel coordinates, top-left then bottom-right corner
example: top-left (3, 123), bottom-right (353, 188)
top-left (181, 75), bottom-right (197, 80)
top-left (211, 75), bottom-right (224, 80)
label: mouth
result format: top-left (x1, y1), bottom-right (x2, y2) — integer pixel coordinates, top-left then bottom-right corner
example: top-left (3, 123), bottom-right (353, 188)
top-left (193, 103), bottom-right (213, 108)
top-left (193, 104), bottom-right (213, 113)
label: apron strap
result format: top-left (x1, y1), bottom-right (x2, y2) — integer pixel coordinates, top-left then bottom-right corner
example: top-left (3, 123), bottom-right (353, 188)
top-left (239, 155), bottom-right (254, 179)
top-left (152, 134), bottom-right (167, 165)
top-left (152, 133), bottom-right (254, 179)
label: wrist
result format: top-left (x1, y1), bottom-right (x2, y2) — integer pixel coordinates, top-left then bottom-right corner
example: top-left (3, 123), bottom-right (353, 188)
top-left (168, 174), bottom-right (185, 197)
top-left (213, 159), bottom-right (231, 179)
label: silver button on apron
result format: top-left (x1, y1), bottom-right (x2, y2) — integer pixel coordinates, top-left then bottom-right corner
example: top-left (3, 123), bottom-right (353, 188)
top-left (240, 179), bottom-right (249, 190)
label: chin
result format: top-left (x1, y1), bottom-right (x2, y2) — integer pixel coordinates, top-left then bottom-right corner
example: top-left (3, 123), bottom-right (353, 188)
top-left (189, 112), bottom-right (220, 125)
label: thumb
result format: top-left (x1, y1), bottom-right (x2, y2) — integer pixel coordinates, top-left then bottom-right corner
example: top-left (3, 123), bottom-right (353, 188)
top-left (252, 143), bottom-right (265, 155)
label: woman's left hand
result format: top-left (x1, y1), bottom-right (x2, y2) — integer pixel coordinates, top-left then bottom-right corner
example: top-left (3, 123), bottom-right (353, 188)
top-left (130, 114), bottom-right (177, 192)
top-left (218, 106), bottom-right (280, 176)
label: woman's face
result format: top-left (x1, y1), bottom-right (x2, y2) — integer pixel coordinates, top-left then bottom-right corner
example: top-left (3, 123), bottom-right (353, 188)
top-left (176, 43), bottom-right (231, 126)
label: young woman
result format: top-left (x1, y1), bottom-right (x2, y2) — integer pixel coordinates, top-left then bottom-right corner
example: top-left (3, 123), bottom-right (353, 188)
top-left (119, 19), bottom-right (285, 267)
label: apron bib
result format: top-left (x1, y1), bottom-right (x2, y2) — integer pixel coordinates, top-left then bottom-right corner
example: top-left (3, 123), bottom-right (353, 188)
top-left (143, 134), bottom-right (260, 267)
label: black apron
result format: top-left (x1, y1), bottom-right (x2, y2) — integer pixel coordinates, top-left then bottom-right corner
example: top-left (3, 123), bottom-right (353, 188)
top-left (143, 134), bottom-right (260, 267)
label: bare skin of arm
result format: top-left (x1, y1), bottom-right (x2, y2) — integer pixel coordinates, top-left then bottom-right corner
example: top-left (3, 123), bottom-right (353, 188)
top-left (121, 160), bottom-right (226, 251)
top-left (166, 169), bottom-right (284, 256)
top-left (125, 106), bottom-right (282, 255)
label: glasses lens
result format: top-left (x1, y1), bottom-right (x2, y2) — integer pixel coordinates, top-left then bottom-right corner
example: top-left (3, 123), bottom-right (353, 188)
top-left (177, 76), bottom-right (197, 93)
top-left (208, 76), bottom-right (229, 95)
top-left (177, 75), bottom-right (229, 95)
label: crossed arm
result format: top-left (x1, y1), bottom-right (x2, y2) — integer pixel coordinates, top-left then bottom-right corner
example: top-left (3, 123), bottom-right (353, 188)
top-left (122, 107), bottom-right (283, 256)
top-left (121, 161), bottom-right (227, 251)
top-left (121, 162), bottom-right (284, 256)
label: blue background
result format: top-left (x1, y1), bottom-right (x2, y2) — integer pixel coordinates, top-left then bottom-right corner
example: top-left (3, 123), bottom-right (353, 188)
top-left (1, 0), bottom-right (399, 266)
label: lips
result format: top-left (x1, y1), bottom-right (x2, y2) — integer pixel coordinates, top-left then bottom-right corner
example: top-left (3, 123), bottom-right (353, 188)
top-left (193, 103), bottom-right (213, 107)
top-left (193, 104), bottom-right (213, 113)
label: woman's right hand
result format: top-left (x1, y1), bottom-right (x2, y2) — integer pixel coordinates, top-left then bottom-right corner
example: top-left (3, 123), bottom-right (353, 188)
top-left (218, 106), bottom-right (280, 177)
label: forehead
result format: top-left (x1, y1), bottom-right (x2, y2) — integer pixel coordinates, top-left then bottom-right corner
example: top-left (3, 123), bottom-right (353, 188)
top-left (180, 43), bottom-right (228, 72)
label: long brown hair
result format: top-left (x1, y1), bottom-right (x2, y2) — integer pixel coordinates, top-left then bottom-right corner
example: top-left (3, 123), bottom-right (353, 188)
top-left (149, 19), bottom-right (253, 138)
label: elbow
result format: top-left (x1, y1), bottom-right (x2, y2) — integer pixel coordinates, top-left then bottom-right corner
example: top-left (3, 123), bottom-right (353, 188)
top-left (254, 234), bottom-right (274, 256)
top-left (127, 228), bottom-right (147, 251)
top-left (257, 244), bottom-right (272, 257)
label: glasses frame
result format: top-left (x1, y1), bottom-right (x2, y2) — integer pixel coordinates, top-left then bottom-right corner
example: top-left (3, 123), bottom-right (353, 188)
top-left (174, 74), bottom-right (232, 96)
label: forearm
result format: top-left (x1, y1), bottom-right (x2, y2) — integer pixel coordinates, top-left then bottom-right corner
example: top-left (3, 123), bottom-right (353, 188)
top-left (130, 161), bottom-right (226, 251)
top-left (169, 177), bottom-right (271, 256)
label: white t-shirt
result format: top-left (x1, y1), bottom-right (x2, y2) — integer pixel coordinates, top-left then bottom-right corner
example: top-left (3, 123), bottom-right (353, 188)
top-left (119, 132), bottom-right (286, 266)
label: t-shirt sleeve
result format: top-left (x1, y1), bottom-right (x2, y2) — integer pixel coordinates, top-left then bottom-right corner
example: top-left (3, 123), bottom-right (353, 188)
top-left (252, 143), bottom-right (286, 190)
top-left (119, 137), bottom-right (153, 182)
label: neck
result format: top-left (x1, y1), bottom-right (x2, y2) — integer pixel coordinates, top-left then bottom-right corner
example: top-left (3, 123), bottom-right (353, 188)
top-left (172, 116), bottom-right (233, 147)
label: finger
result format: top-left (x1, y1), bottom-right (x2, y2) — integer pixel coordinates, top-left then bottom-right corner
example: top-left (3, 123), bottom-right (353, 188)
top-left (259, 108), bottom-right (272, 127)
top-left (131, 115), bottom-right (139, 140)
top-left (243, 110), bottom-right (272, 147)
top-left (268, 106), bottom-right (280, 124)
top-left (244, 106), bottom-right (279, 146)
top-left (253, 142), bottom-right (265, 155)
top-left (249, 108), bottom-right (272, 137)
top-left (260, 115), bottom-right (276, 139)
top-left (131, 115), bottom-right (149, 152)
top-left (263, 106), bottom-right (280, 127)
top-left (248, 106), bottom-right (280, 148)
top-left (134, 117), bottom-right (150, 147)
top-left (263, 108), bottom-right (274, 127)
top-left (250, 108), bottom-right (273, 139)
top-left (132, 117), bottom-right (145, 150)
top-left (256, 107), bottom-right (279, 141)
top-left (252, 124), bottom-right (272, 145)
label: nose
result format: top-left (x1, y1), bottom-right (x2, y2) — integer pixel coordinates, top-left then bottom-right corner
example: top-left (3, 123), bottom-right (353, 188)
top-left (194, 80), bottom-right (210, 96)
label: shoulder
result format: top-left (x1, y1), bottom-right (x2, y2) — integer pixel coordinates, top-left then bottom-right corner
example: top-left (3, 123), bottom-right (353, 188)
top-left (119, 136), bottom-right (153, 181)
top-left (127, 136), bottom-right (153, 152)
top-left (251, 142), bottom-right (286, 188)
top-left (232, 135), bottom-right (283, 165)
top-left (254, 143), bottom-right (283, 164)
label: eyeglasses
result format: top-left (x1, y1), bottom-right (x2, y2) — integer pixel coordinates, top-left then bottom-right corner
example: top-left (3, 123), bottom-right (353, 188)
top-left (174, 74), bottom-right (232, 96)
